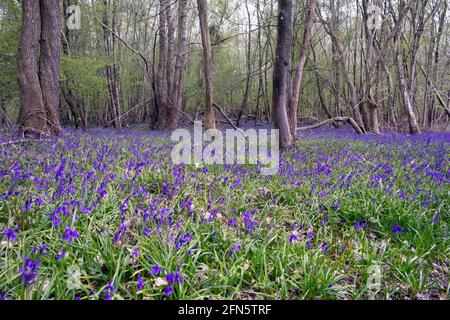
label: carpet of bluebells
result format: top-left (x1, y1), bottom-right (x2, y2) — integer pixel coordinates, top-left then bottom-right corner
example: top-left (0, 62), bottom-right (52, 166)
top-left (0, 126), bottom-right (448, 300)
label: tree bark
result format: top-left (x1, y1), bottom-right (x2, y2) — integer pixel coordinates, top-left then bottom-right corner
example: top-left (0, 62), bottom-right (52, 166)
top-left (155, 0), bottom-right (168, 129)
top-left (197, 0), bottom-right (216, 130)
top-left (167, 0), bottom-right (188, 129)
top-left (273, 0), bottom-right (293, 149)
top-left (393, 1), bottom-right (421, 134)
top-left (17, 0), bottom-right (62, 137)
top-left (317, 4), bottom-right (366, 133)
top-left (361, 0), bottom-right (380, 134)
top-left (290, 0), bottom-right (317, 136)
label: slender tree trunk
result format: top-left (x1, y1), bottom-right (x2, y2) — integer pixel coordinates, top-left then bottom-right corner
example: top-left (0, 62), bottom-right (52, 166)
top-left (102, 0), bottom-right (121, 129)
top-left (362, 0), bottom-right (380, 134)
top-left (237, 0), bottom-right (253, 126)
top-left (273, 0), bottom-right (293, 149)
top-left (318, 4), bottom-right (366, 133)
top-left (197, 0), bottom-right (216, 130)
top-left (428, 1), bottom-right (447, 128)
top-left (165, 3), bottom-right (175, 125)
top-left (393, 2), bottom-right (421, 134)
top-left (290, 0), bottom-right (317, 137)
top-left (0, 98), bottom-right (6, 128)
top-left (155, 0), bottom-right (168, 129)
top-left (167, 0), bottom-right (188, 129)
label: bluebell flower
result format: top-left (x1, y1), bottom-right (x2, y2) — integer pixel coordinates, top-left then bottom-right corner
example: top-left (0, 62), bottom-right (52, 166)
top-left (339, 244), bottom-right (346, 255)
top-left (136, 275), bottom-right (145, 291)
top-left (55, 247), bottom-right (66, 260)
top-left (32, 243), bottom-right (49, 256)
top-left (166, 272), bottom-right (183, 285)
top-left (289, 234), bottom-right (298, 244)
top-left (0, 291), bottom-right (9, 300)
top-left (19, 256), bottom-right (40, 285)
top-left (105, 283), bottom-right (115, 300)
top-left (2, 227), bottom-right (19, 241)
top-left (321, 242), bottom-right (329, 254)
top-left (392, 224), bottom-right (405, 234)
top-left (354, 219), bottom-right (366, 231)
top-left (35, 197), bottom-right (44, 206)
top-left (63, 225), bottom-right (80, 243)
top-left (175, 232), bottom-right (192, 249)
top-left (163, 285), bottom-right (174, 296)
top-left (229, 244), bottom-right (241, 259)
top-left (149, 265), bottom-right (163, 275)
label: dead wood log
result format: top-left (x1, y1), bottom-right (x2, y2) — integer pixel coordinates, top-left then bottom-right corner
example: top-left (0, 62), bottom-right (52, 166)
top-left (296, 117), bottom-right (364, 134)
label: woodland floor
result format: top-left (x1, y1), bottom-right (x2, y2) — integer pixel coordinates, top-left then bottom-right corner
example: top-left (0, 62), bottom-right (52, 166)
top-left (0, 126), bottom-right (448, 300)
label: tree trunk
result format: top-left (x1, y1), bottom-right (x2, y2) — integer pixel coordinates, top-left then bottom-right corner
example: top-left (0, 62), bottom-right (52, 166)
top-left (318, 4), bottom-right (366, 133)
top-left (17, 0), bottom-right (62, 137)
top-left (290, 0), bottom-right (317, 137)
top-left (155, 0), bottom-right (168, 129)
top-left (39, 0), bottom-right (62, 135)
top-left (361, 0), bottom-right (380, 134)
top-left (102, 0), bottom-right (121, 129)
top-left (273, 0), bottom-right (293, 149)
top-left (197, 0), bottom-right (216, 130)
top-left (393, 2), bottom-right (421, 134)
top-left (167, 0), bottom-right (188, 129)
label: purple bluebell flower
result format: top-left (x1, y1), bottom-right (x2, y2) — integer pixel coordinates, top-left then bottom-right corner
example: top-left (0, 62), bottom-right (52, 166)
top-left (242, 210), bottom-right (258, 231)
top-left (166, 272), bottom-right (183, 285)
top-left (136, 275), bottom-right (145, 291)
top-left (354, 219), bottom-right (366, 231)
top-left (339, 244), bottom-right (346, 255)
top-left (105, 283), bottom-right (115, 300)
top-left (163, 285), bottom-right (174, 296)
top-left (229, 244), bottom-right (241, 259)
top-left (149, 265), bottom-right (163, 275)
top-left (289, 234), bottom-right (298, 244)
top-left (321, 242), bottom-right (329, 254)
top-left (175, 232), bottom-right (192, 249)
top-left (32, 243), bottom-right (49, 256)
top-left (392, 224), bottom-right (405, 234)
top-left (55, 247), bottom-right (66, 260)
top-left (35, 197), bottom-right (44, 206)
top-left (0, 291), bottom-right (9, 300)
top-left (432, 213), bottom-right (441, 225)
top-left (63, 225), bottom-right (80, 243)
top-left (2, 227), bottom-right (19, 241)
top-left (19, 256), bottom-right (40, 285)
top-left (143, 227), bottom-right (152, 237)
top-left (227, 218), bottom-right (238, 227)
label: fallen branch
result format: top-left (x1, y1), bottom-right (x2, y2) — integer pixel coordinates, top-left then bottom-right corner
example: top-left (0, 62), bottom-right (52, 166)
top-left (213, 103), bottom-right (248, 140)
top-left (418, 62), bottom-right (450, 118)
top-left (296, 117), bottom-right (364, 134)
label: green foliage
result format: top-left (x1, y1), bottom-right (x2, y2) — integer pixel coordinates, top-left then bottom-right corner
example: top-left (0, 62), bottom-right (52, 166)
top-left (0, 0), bottom-right (20, 100)
top-left (60, 55), bottom-right (109, 101)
